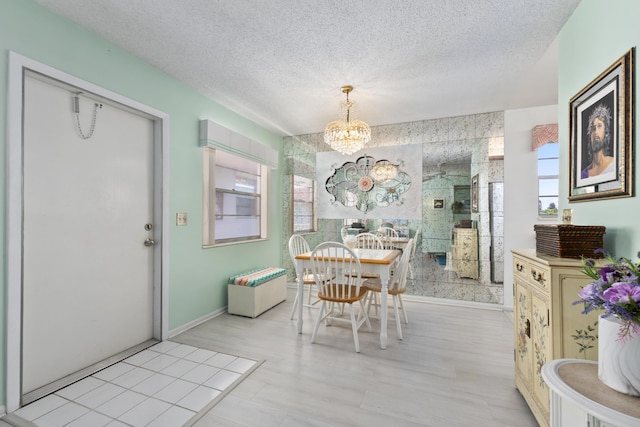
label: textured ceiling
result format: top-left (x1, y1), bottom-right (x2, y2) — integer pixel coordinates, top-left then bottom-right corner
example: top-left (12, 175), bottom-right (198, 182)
top-left (33, 0), bottom-right (581, 137)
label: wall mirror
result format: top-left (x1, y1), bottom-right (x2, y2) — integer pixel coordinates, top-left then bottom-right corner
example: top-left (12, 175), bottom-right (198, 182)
top-left (283, 111), bottom-right (505, 305)
top-left (422, 153), bottom-right (472, 255)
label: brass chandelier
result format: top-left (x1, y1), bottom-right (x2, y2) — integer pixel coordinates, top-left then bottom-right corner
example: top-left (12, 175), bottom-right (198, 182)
top-left (324, 85), bottom-right (371, 155)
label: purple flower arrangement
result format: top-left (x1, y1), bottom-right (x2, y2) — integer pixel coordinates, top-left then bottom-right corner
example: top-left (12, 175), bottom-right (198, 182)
top-left (574, 249), bottom-right (640, 341)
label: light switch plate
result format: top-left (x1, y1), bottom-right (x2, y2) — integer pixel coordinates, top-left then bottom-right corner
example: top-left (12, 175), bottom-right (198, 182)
top-left (562, 209), bottom-right (572, 224)
top-left (176, 212), bottom-right (188, 226)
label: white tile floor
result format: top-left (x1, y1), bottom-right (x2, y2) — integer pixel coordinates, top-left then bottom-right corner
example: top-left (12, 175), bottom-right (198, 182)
top-left (12, 341), bottom-right (259, 427)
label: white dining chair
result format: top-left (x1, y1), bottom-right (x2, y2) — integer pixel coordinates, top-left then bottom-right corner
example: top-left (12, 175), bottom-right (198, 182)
top-left (288, 234), bottom-right (327, 320)
top-left (355, 232), bottom-right (383, 250)
top-left (310, 242), bottom-right (372, 353)
top-left (364, 238), bottom-right (414, 340)
top-left (376, 226), bottom-right (399, 238)
top-left (340, 226), bottom-right (350, 242)
top-left (408, 226), bottom-right (422, 279)
top-left (352, 233), bottom-right (384, 279)
top-left (376, 227), bottom-right (400, 252)
top-left (353, 232), bottom-right (393, 316)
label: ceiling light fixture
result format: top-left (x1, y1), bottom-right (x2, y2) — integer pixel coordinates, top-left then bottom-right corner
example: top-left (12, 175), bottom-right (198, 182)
top-left (324, 85), bottom-right (371, 155)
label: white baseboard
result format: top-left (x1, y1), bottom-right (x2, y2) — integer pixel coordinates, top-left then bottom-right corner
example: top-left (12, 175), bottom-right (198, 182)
top-left (287, 282), bottom-right (511, 312)
top-left (168, 306), bottom-right (227, 338)
top-left (393, 295), bottom-right (506, 311)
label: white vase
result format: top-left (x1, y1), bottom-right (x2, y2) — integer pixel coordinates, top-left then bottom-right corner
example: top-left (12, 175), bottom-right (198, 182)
top-left (597, 314), bottom-right (640, 396)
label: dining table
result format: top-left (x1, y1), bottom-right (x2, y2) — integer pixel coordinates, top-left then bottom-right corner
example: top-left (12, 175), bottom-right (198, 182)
top-left (382, 236), bottom-right (410, 250)
top-left (294, 247), bottom-right (402, 349)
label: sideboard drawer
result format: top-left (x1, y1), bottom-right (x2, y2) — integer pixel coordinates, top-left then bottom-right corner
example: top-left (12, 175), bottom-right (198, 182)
top-left (513, 255), bottom-right (529, 281)
top-left (527, 260), bottom-right (550, 292)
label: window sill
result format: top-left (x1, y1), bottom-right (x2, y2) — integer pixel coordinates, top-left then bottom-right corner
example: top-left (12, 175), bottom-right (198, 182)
top-left (291, 230), bottom-right (318, 236)
top-left (203, 237), bottom-right (268, 249)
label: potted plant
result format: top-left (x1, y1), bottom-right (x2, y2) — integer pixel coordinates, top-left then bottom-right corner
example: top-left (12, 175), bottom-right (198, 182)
top-left (574, 249), bottom-right (640, 395)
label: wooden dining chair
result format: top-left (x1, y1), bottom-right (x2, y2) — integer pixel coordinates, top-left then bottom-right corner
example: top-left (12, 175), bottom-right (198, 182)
top-left (310, 242), bottom-right (372, 353)
top-left (288, 234), bottom-right (326, 320)
top-left (364, 238), bottom-right (414, 340)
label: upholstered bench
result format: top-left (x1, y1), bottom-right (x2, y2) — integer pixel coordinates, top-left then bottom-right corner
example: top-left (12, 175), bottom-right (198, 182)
top-left (227, 267), bottom-right (287, 318)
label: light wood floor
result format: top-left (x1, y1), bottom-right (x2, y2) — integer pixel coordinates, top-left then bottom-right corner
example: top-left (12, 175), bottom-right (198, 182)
top-left (172, 287), bottom-right (539, 427)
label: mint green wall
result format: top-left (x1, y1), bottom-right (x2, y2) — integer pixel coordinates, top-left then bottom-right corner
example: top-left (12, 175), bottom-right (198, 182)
top-left (558, 0), bottom-right (640, 257)
top-left (1, 0), bottom-right (283, 406)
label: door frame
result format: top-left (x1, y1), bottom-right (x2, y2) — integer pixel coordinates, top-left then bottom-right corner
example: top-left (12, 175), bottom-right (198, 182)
top-left (6, 51), bottom-right (169, 412)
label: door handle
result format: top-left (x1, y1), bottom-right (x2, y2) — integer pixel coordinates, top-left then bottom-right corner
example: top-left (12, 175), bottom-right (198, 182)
top-left (144, 238), bottom-right (155, 247)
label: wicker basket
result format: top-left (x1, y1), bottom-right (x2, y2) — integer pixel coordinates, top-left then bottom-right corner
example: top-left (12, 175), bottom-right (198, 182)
top-left (534, 224), bottom-right (606, 259)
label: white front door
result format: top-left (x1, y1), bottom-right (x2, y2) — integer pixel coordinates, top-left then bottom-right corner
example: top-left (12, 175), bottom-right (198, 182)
top-left (20, 72), bottom-right (158, 401)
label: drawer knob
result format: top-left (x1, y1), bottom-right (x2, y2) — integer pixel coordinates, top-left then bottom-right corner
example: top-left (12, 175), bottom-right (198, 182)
top-left (516, 263), bottom-right (525, 272)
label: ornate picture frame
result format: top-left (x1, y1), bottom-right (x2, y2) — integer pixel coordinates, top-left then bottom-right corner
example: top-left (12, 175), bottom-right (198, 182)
top-left (569, 48), bottom-right (634, 202)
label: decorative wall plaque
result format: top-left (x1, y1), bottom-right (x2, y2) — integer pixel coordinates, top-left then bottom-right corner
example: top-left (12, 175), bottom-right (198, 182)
top-left (325, 155), bottom-right (411, 214)
top-left (317, 144), bottom-right (422, 219)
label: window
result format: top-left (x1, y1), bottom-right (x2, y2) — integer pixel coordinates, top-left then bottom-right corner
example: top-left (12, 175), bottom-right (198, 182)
top-left (538, 142), bottom-right (559, 219)
top-left (291, 175), bottom-right (316, 233)
top-left (203, 148), bottom-right (268, 246)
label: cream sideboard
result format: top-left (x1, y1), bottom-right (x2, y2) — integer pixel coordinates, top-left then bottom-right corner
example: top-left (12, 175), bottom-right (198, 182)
top-left (452, 228), bottom-right (478, 279)
top-left (511, 249), bottom-right (602, 427)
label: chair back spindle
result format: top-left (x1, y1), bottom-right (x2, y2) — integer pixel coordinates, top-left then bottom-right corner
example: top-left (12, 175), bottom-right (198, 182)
top-left (355, 233), bottom-right (383, 250)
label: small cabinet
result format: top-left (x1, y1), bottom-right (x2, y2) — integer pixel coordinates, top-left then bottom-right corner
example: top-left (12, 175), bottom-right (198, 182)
top-left (530, 287), bottom-right (552, 416)
top-left (451, 228), bottom-right (478, 279)
top-left (512, 249), bottom-right (601, 427)
top-left (515, 275), bottom-right (552, 421)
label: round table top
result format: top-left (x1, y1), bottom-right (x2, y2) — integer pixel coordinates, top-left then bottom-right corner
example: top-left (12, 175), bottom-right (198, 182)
top-left (542, 359), bottom-right (640, 426)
